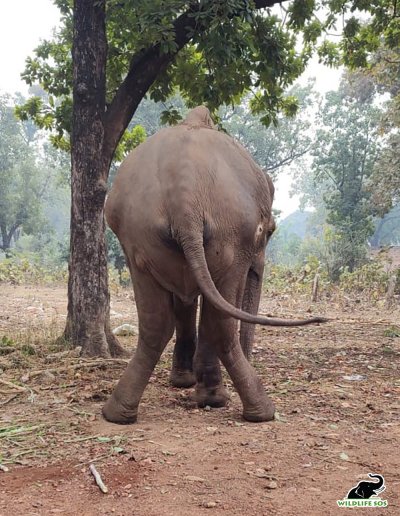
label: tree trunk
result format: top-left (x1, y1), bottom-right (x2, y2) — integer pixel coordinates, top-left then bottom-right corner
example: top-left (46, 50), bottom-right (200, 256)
top-left (65, 0), bottom-right (125, 357)
top-left (0, 223), bottom-right (18, 257)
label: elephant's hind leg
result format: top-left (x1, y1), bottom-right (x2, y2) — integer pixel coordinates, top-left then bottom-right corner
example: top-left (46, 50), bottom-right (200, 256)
top-left (102, 267), bottom-right (174, 424)
top-left (200, 278), bottom-right (274, 422)
top-left (170, 296), bottom-right (197, 388)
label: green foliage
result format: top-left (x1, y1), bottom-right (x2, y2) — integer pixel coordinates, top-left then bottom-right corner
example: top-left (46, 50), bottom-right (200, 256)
top-left (106, 228), bottom-right (131, 286)
top-left (384, 326), bottom-right (400, 338)
top-left (263, 255), bottom-right (329, 296)
top-left (0, 253), bottom-right (67, 285)
top-left (13, 0), bottom-right (359, 147)
top-left (0, 95), bottom-right (50, 252)
top-left (113, 125), bottom-right (147, 162)
top-left (339, 261), bottom-right (389, 295)
top-left (1, 336), bottom-right (15, 347)
top-left (15, 0), bottom-right (398, 169)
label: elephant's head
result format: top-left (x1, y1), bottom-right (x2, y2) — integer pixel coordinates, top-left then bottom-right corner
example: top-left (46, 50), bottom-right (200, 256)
top-left (367, 474), bottom-right (385, 494)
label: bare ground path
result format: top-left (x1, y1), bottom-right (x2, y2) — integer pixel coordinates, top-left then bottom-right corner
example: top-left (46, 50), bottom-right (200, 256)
top-left (0, 285), bottom-right (399, 515)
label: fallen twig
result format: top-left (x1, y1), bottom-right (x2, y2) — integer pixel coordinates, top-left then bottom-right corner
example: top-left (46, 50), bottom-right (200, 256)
top-left (23, 358), bottom-right (129, 381)
top-left (0, 423), bottom-right (48, 439)
top-left (0, 394), bottom-right (20, 406)
top-left (64, 435), bottom-right (100, 444)
top-left (89, 463), bottom-right (108, 493)
top-left (0, 379), bottom-right (28, 392)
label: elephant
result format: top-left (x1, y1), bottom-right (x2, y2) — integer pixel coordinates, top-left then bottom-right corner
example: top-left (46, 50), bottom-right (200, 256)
top-left (102, 106), bottom-right (326, 425)
top-left (347, 474), bottom-right (385, 499)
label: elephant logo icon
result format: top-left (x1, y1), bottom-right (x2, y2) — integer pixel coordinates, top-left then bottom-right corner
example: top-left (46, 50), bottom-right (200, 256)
top-left (346, 473), bottom-right (386, 499)
top-left (337, 474), bottom-right (388, 508)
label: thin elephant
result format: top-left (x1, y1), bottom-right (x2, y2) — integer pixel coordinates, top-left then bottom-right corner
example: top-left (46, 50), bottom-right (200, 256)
top-left (102, 106), bottom-right (326, 424)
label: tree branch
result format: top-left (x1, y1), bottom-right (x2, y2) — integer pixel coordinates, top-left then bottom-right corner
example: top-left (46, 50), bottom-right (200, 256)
top-left (265, 146), bottom-right (310, 172)
top-left (103, 0), bottom-right (288, 166)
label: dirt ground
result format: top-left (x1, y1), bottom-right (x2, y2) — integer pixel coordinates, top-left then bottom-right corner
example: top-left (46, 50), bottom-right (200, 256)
top-left (0, 284), bottom-right (399, 515)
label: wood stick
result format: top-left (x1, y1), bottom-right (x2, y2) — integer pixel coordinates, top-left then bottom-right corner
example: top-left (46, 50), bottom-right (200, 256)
top-left (89, 463), bottom-right (108, 493)
top-left (0, 394), bottom-right (19, 406)
top-left (0, 379), bottom-right (28, 392)
top-left (312, 273), bottom-right (319, 302)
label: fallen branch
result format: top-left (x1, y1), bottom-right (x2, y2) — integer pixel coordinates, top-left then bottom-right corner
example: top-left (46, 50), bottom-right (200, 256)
top-left (89, 463), bottom-right (108, 494)
top-left (22, 358), bottom-right (129, 382)
top-left (0, 394), bottom-right (20, 406)
top-left (0, 379), bottom-right (28, 392)
top-left (64, 435), bottom-right (100, 444)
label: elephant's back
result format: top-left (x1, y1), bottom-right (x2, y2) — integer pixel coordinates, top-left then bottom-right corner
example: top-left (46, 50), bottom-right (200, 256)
top-left (106, 118), bottom-right (272, 240)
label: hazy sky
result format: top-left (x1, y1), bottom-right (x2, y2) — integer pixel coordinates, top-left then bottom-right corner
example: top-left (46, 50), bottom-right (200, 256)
top-left (0, 1), bottom-right (341, 217)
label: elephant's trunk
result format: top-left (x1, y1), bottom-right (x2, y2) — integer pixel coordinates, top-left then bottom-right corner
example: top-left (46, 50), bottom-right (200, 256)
top-left (181, 233), bottom-right (328, 327)
top-left (368, 474), bottom-right (384, 490)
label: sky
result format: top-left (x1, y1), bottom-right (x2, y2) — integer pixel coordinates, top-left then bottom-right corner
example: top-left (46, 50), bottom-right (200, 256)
top-left (0, 1), bottom-right (341, 218)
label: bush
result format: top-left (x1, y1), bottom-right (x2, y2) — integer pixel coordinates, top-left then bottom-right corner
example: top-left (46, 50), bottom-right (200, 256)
top-left (264, 256), bottom-right (329, 296)
top-left (339, 261), bottom-right (389, 295)
top-left (0, 252), bottom-right (67, 284)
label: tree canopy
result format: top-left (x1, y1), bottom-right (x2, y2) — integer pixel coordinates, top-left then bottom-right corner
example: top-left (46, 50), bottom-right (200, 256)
top-left (17, 0), bottom-right (400, 157)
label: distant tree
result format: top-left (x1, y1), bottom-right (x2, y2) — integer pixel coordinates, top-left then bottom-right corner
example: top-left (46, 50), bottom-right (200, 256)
top-left (0, 95), bottom-right (49, 255)
top-left (221, 81), bottom-right (316, 178)
top-left (368, 46), bottom-right (400, 214)
top-left (310, 75), bottom-right (382, 277)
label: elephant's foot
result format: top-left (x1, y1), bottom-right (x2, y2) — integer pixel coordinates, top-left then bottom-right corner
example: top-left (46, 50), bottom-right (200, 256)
top-left (170, 369), bottom-right (196, 388)
top-left (102, 397), bottom-right (138, 425)
top-left (242, 397), bottom-right (275, 422)
top-left (195, 383), bottom-right (230, 408)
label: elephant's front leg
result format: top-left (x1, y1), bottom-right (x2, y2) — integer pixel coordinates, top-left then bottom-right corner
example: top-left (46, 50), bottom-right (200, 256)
top-left (170, 296), bottom-right (197, 388)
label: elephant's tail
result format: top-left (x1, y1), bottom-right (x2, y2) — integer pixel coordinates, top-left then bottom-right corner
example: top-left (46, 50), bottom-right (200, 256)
top-left (180, 234), bottom-right (327, 327)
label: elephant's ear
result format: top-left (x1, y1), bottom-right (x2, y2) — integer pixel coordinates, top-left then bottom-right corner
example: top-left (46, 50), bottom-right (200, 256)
top-left (356, 486), bottom-right (365, 498)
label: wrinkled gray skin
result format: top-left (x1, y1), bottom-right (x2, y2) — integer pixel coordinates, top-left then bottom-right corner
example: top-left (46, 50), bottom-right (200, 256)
top-left (102, 106), bottom-right (325, 424)
top-left (347, 474), bottom-right (385, 499)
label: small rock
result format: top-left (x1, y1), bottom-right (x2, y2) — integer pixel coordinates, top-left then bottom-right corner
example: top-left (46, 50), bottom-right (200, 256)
top-left (112, 324), bottom-right (138, 336)
top-left (255, 468), bottom-right (270, 478)
top-left (41, 371), bottom-right (56, 384)
top-left (265, 481), bottom-right (278, 490)
top-left (203, 501), bottom-right (217, 508)
top-left (185, 475), bottom-right (205, 482)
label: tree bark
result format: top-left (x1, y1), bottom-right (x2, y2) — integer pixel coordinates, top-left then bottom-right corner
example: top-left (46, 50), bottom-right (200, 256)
top-left (65, 0), bottom-right (125, 357)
